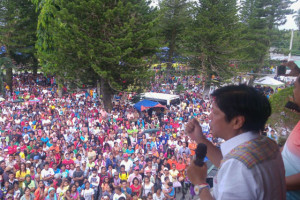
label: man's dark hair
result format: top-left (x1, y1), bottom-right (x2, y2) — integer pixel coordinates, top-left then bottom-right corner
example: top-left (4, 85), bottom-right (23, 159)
top-left (211, 85), bottom-right (271, 132)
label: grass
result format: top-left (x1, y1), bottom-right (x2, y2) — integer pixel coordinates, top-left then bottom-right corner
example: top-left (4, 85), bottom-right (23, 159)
top-left (268, 86), bottom-right (299, 136)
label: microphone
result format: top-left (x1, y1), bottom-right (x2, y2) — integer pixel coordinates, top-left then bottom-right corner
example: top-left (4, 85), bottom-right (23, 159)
top-left (194, 143), bottom-right (207, 167)
top-left (285, 101), bottom-right (300, 113)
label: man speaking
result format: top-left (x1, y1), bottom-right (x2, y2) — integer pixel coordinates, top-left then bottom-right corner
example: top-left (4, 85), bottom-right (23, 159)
top-left (186, 85), bottom-right (286, 200)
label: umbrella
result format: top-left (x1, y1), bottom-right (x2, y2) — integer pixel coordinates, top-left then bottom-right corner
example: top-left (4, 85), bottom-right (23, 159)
top-left (134, 100), bottom-right (167, 112)
top-left (12, 99), bottom-right (24, 103)
top-left (29, 99), bottom-right (40, 102)
top-left (142, 128), bottom-right (160, 134)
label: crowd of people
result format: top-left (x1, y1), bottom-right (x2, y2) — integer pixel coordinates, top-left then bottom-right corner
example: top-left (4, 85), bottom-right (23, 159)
top-left (0, 73), bottom-right (218, 200)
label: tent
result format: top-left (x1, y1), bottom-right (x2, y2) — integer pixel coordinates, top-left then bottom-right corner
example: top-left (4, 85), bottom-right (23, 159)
top-left (254, 76), bottom-right (284, 87)
top-left (134, 100), bottom-right (166, 112)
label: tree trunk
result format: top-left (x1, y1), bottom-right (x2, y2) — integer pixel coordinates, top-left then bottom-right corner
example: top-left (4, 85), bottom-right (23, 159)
top-left (167, 28), bottom-right (176, 70)
top-left (57, 85), bottom-right (63, 97)
top-left (248, 55), bottom-right (265, 86)
top-left (6, 67), bottom-right (13, 95)
top-left (0, 72), bottom-right (5, 97)
top-left (97, 80), bottom-right (101, 99)
top-left (32, 62), bottom-right (38, 76)
top-left (56, 77), bottom-right (63, 97)
top-left (101, 78), bottom-right (113, 112)
top-left (203, 72), bottom-right (212, 95)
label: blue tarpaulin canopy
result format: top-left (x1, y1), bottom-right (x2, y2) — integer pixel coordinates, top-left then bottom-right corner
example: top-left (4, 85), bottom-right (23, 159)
top-left (134, 100), bottom-right (166, 112)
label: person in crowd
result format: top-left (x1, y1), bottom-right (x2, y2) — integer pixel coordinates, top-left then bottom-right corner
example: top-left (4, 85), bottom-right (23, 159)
top-left (20, 187), bottom-right (35, 200)
top-left (81, 181), bottom-right (94, 200)
top-left (130, 177), bottom-right (142, 198)
top-left (153, 187), bottom-right (165, 200)
top-left (45, 187), bottom-right (58, 200)
top-left (22, 174), bottom-right (36, 193)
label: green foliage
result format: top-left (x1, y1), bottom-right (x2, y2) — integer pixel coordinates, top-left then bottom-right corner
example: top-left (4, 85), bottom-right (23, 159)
top-left (158, 0), bottom-right (192, 65)
top-left (238, 0), bottom-right (294, 72)
top-left (0, 57), bottom-right (14, 96)
top-left (269, 87), bottom-right (299, 132)
top-left (271, 30), bottom-right (300, 56)
top-left (0, 0), bottom-right (38, 69)
top-left (184, 0), bottom-right (241, 79)
top-left (33, 0), bottom-right (158, 92)
top-left (175, 84), bottom-right (184, 94)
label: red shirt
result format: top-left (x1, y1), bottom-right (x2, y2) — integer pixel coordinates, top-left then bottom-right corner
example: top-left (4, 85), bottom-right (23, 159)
top-left (20, 145), bottom-right (27, 151)
top-left (98, 136), bottom-right (105, 146)
top-left (8, 145), bottom-right (17, 155)
top-left (55, 153), bottom-right (61, 165)
top-left (130, 184), bottom-right (141, 197)
top-left (62, 159), bottom-right (74, 170)
top-left (14, 163), bottom-right (20, 171)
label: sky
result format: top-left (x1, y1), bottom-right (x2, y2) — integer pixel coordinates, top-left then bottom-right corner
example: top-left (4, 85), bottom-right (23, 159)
top-left (279, 1), bottom-right (300, 30)
top-left (151, 0), bottom-right (300, 30)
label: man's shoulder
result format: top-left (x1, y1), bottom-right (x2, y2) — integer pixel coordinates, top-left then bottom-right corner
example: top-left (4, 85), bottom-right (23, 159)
top-left (221, 136), bottom-right (279, 169)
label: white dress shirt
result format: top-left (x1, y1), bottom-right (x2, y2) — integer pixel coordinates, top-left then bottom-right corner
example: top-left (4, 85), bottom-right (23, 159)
top-left (213, 132), bottom-right (286, 200)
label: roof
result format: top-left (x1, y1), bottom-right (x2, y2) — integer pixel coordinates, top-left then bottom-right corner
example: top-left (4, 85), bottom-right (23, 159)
top-left (254, 76), bottom-right (284, 86)
top-left (142, 92), bottom-right (179, 101)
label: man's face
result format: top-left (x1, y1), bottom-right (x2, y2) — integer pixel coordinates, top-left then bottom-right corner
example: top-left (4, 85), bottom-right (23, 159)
top-left (9, 155), bottom-right (13, 161)
top-left (0, 162), bottom-right (5, 169)
top-left (9, 173), bottom-right (14, 180)
top-left (209, 102), bottom-right (233, 139)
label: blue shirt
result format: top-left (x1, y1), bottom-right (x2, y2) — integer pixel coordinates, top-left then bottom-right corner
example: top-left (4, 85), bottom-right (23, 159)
top-left (60, 169), bottom-right (69, 178)
top-left (23, 125), bottom-right (32, 131)
top-left (41, 137), bottom-right (49, 143)
top-left (126, 149), bottom-right (134, 154)
top-left (46, 141), bottom-right (53, 147)
top-left (121, 187), bottom-right (132, 195)
top-left (54, 168), bottom-right (61, 174)
top-left (160, 134), bottom-right (169, 145)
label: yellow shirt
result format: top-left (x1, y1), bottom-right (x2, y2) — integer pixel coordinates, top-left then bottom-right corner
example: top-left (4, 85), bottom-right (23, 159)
top-left (119, 172), bottom-right (128, 181)
top-left (169, 169), bottom-right (179, 182)
top-left (16, 169), bottom-right (30, 187)
top-left (19, 152), bottom-right (25, 159)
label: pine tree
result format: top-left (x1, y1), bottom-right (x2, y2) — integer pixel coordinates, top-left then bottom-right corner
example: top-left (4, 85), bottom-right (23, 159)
top-left (0, 0), bottom-right (38, 88)
top-left (33, 0), bottom-right (158, 111)
top-left (158, 0), bottom-right (192, 69)
top-left (185, 0), bottom-right (240, 83)
top-left (239, 0), bottom-right (294, 74)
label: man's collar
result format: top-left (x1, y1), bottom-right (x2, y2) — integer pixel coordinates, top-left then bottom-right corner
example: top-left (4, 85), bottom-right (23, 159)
top-left (220, 131), bottom-right (258, 157)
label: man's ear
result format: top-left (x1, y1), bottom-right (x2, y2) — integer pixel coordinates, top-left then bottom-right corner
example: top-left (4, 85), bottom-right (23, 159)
top-left (231, 116), bottom-right (245, 130)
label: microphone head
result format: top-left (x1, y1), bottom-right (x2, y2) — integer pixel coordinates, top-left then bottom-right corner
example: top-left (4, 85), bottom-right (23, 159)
top-left (194, 143), bottom-right (207, 167)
